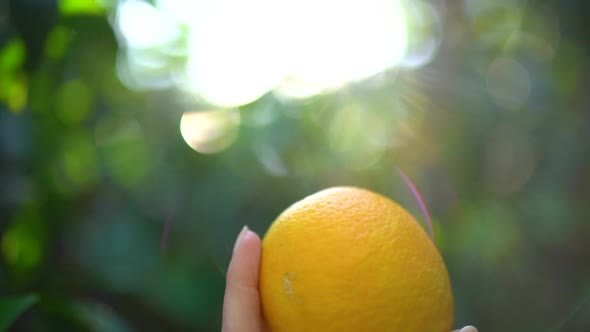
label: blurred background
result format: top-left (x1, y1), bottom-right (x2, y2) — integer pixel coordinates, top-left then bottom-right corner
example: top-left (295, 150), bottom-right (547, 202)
top-left (1, 0), bottom-right (589, 331)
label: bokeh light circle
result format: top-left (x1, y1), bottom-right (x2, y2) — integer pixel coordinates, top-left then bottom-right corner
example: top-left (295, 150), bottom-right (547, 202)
top-left (180, 109), bottom-right (241, 154)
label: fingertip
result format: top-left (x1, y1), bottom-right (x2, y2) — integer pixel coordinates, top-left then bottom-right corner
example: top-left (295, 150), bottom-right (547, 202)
top-left (460, 326), bottom-right (478, 332)
top-left (229, 227), bottom-right (261, 285)
top-left (233, 225), bottom-right (250, 253)
top-left (222, 226), bottom-right (263, 332)
top-left (240, 228), bottom-right (262, 255)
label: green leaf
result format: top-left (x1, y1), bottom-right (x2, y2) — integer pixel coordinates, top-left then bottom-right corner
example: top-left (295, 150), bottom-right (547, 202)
top-left (59, 0), bottom-right (108, 16)
top-left (74, 300), bottom-right (133, 332)
top-left (45, 26), bottom-right (73, 60)
top-left (0, 294), bottom-right (39, 331)
top-left (0, 39), bottom-right (25, 72)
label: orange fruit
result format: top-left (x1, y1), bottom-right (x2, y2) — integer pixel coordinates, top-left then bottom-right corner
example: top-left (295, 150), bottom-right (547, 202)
top-left (259, 187), bottom-right (453, 332)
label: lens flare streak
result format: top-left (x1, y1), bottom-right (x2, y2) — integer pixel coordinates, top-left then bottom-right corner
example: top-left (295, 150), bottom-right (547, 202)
top-left (160, 207), bottom-right (175, 252)
top-left (398, 168), bottom-right (434, 240)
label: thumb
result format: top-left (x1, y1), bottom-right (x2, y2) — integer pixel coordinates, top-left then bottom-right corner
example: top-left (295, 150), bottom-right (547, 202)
top-left (222, 226), bottom-right (263, 332)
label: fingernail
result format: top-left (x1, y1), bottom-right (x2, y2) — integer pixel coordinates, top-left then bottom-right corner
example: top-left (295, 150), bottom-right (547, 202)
top-left (233, 225), bottom-right (249, 253)
top-left (460, 326), bottom-right (478, 332)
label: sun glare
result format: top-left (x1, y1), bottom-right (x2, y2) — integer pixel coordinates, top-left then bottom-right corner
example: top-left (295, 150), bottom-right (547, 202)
top-left (281, 0), bottom-right (408, 94)
top-left (185, 0), bottom-right (287, 107)
top-left (116, 0), bottom-right (181, 48)
top-left (116, 0), bottom-right (409, 107)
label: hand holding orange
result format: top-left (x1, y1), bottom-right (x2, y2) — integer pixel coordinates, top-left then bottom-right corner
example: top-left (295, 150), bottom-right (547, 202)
top-left (222, 187), bottom-right (477, 332)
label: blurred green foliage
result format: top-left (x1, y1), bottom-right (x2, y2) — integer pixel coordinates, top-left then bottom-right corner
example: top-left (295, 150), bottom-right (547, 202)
top-left (58, 0), bottom-right (107, 16)
top-left (1, 0), bottom-right (590, 331)
top-left (0, 294), bottom-right (38, 331)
